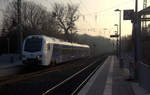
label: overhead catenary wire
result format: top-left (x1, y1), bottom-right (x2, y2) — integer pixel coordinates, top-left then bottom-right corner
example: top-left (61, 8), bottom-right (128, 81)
top-left (79, 0), bottom-right (134, 16)
top-left (76, 0), bottom-right (134, 29)
top-left (0, 0), bottom-right (134, 36)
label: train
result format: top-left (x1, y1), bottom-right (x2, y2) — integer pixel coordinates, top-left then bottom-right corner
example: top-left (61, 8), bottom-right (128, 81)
top-left (22, 35), bottom-right (90, 66)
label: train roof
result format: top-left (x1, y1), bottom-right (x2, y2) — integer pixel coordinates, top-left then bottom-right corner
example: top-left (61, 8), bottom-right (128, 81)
top-left (26, 35), bottom-right (90, 48)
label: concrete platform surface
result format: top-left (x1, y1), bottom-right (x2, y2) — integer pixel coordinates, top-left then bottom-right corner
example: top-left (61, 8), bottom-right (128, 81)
top-left (78, 56), bottom-right (135, 95)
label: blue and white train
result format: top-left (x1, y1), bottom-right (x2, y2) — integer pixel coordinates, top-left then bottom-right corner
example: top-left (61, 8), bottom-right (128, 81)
top-left (22, 35), bottom-right (90, 66)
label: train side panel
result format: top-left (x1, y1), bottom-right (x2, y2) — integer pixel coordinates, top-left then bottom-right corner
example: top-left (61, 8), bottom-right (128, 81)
top-left (42, 42), bottom-right (53, 66)
top-left (22, 35), bottom-right (90, 66)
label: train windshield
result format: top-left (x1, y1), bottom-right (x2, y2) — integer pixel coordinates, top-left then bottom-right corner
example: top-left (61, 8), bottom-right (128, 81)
top-left (24, 37), bottom-right (42, 52)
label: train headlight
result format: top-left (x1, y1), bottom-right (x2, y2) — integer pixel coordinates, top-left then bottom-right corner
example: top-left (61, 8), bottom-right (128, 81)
top-left (36, 55), bottom-right (42, 59)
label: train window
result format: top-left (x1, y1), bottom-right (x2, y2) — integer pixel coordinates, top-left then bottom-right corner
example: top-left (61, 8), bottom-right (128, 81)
top-left (53, 46), bottom-right (60, 53)
top-left (52, 44), bottom-right (61, 56)
top-left (62, 48), bottom-right (72, 55)
top-left (53, 44), bottom-right (60, 51)
top-left (24, 38), bottom-right (42, 52)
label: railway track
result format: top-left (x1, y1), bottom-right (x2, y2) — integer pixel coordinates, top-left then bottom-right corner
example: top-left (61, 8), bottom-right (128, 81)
top-left (0, 55), bottom-right (107, 95)
top-left (0, 57), bottom-right (89, 85)
top-left (43, 56), bottom-right (107, 95)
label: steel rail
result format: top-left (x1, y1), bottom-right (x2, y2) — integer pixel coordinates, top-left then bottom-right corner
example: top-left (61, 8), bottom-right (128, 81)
top-left (42, 58), bottom-right (103, 95)
top-left (71, 56), bottom-right (109, 95)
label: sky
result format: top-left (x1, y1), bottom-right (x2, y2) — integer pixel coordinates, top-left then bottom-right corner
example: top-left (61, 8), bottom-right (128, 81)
top-left (0, 0), bottom-right (149, 37)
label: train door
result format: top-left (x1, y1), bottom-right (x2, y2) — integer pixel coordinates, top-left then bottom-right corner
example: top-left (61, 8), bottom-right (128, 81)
top-left (46, 43), bottom-right (53, 65)
top-left (42, 43), bottom-right (51, 66)
top-left (51, 44), bottom-right (62, 64)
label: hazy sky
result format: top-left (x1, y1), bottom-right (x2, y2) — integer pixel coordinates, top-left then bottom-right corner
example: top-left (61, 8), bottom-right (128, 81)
top-left (0, 0), bottom-right (148, 37)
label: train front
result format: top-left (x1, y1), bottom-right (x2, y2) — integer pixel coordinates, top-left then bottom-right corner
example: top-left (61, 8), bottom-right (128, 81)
top-left (22, 36), bottom-right (43, 65)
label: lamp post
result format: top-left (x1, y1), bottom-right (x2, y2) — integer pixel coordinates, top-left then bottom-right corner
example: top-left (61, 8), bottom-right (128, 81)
top-left (115, 9), bottom-right (122, 60)
top-left (114, 24), bottom-right (119, 57)
top-left (134, 0), bottom-right (141, 80)
top-left (17, 0), bottom-right (22, 54)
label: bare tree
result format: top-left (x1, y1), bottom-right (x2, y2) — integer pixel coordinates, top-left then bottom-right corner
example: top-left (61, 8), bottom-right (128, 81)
top-left (2, 1), bottom-right (80, 42)
top-left (1, 1), bottom-right (58, 53)
top-left (2, 1), bottom-right (58, 37)
top-left (52, 3), bottom-right (79, 42)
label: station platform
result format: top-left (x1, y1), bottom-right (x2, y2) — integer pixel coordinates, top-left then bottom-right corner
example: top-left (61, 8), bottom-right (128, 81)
top-left (78, 56), bottom-right (135, 95)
